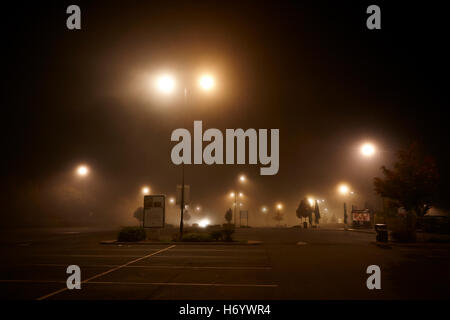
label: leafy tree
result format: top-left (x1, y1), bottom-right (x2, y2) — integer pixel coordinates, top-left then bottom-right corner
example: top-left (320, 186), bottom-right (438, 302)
top-left (374, 143), bottom-right (439, 217)
top-left (296, 199), bottom-right (312, 222)
top-left (133, 206), bottom-right (143, 223)
top-left (314, 200), bottom-right (321, 224)
top-left (225, 208), bottom-right (233, 223)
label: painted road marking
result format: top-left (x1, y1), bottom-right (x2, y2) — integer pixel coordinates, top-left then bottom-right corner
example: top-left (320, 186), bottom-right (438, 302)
top-left (35, 245), bottom-right (176, 300)
top-left (0, 279), bottom-right (277, 288)
top-left (14, 264), bottom-right (272, 270)
top-left (87, 281), bottom-right (278, 288)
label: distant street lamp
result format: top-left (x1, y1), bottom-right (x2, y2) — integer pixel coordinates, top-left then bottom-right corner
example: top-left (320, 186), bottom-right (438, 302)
top-left (76, 165), bottom-right (89, 177)
top-left (232, 174), bottom-right (247, 227)
top-left (338, 184), bottom-right (350, 195)
top-left (261, 206), bottom-right (269, 227)
top-left (274, 203), bottom-right (283, 226)
top-left (142, 186), bottom-right (150, 195)
top-left (337, 183), bottom-right (352, 225)
top-left (360, 143), bottom-right (376, 157)
top-left (169, 197), bottom-right (175, 205)
top-left (229, 190), bottom-right (244, 226)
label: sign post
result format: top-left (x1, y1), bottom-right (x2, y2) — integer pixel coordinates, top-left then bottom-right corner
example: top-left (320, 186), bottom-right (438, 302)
top-left (143, 195), bottom-right (165, 228)
top-left (240, 210), bottom-right (249, 227)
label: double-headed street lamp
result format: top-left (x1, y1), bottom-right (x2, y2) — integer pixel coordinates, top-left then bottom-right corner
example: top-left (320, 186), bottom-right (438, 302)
top-left (229, 191), bottom-right (244, 226)
top-left (338, 183), bottom-right (356, 225)
top-left (154, 72), bottom-right (216, 240)
top-left (229, 174), bottom-right (247, 226)
top-left (274, 203), bottom-right (283, 226)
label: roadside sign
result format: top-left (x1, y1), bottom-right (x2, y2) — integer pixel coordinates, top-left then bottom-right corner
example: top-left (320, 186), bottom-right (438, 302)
top-left (240, 210), bottom-right (249, 227)
top-left (143, 195), bottom-right (165, 228)
top-left (176, 185), bottom-right (190, 205)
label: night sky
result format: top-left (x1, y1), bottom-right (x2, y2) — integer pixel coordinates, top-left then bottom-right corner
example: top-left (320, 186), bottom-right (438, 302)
top-left (2, 1), bottom-right (449, 227)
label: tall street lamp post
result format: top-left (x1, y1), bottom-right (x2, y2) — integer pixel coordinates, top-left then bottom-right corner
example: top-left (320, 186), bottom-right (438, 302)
top-left (155, 73), bottom-right (216, 240)
top-left (338, 184), bottom-right (350, 225)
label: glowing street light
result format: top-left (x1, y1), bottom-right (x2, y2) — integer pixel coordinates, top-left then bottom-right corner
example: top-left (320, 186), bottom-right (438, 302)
top-left (151, 70), bottom-right (218, 241)
top-left (196, 206), bottom-right (201, 212)
top-left (337, 183), bottom-right (352, 225)
top-left (307, 197), bottom-right (315, 207)
top-left (239, 175), bottom-right (246, 183)
top-left (199, 218), bottom-right (210, 228)
top-left (276, 203), bottom-right (283, 210)
top-left (169, 197), bottom-right (175, 204)
top-left (76, 165), bottom-right (89, 177)
top-left (198, 74), bottom-right (215, 91)
top-left (261, 206), bottom-right (268, 213)
top-left (338, 184), bottom-right (350, 195)
top-left (155, 74), bottom-right (176, 94)
top-left (142, 186), bottom-right (150, 195)
top-left (360, 143), bottom-right (376, 157)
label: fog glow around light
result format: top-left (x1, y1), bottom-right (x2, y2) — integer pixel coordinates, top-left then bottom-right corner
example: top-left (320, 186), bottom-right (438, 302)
top-left (361, 143), bottom-right (376, 157)
top-left (199, 218), bottom-right (210, 228)
top-left (156, 75), bottom-right (176, 94)
top-left (76, 165), bottom-right (89, 176)
top-left (199, 75), bottom-right (215, 91)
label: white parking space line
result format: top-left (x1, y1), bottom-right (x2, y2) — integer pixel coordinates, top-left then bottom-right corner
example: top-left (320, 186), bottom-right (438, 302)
top-left (33, 253), bottom-right (160, 258)
top-left (36, 245), bottom-right (176, 300)
top-left (0, 279), bottom-right (277, 288)
top-left (0, 279), bottom-right (64, 284)
top-left (17, 264), bottom-right (272, 270)
top-left (87, 281), bottom-right (278, 288)
top-left (149, 255), bottom-right (266, 259)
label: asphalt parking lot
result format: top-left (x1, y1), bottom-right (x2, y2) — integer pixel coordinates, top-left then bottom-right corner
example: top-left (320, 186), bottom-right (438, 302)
top-left (0, 229), bottom-right (277, 300)
top-left (1, 227), bottom-right (450, 299)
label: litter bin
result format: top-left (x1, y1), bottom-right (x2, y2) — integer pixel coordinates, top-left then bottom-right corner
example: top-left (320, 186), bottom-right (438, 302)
top-left (375, 224), bottom-right (388, 242)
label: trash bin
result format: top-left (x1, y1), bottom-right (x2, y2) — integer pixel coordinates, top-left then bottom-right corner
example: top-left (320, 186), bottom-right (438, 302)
top-left (375, 224), bottom-right (388, 242)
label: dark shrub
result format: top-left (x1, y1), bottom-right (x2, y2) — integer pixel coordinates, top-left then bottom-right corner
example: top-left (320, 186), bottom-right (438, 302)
top-left (171, 232), bottom-right (180, 241)
top-left (210, 230), bottom-right (223, 241)
top-left (182, 232), bottom-right (213, 242)
top-left (222, 223), bottom-right (235, 241)
top-left (222, 228), bottom-right (235, 242)
top-left (118, 227), bottom-right (146, 242)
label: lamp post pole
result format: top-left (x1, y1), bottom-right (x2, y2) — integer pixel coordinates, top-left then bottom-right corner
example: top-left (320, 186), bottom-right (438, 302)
top-left (234, 192), bottom-right (237, 227)
top-left (179, 87), bottom-right (187, 241)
